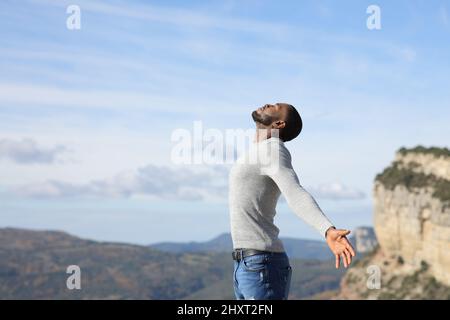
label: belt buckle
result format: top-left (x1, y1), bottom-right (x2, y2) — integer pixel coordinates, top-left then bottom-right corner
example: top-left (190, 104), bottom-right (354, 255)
top-left (233, 249), bottom-right (242, 261)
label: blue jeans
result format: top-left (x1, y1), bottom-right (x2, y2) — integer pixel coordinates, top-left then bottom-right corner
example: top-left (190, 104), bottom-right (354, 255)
top-left (233, 250), bottom-right (292, 300)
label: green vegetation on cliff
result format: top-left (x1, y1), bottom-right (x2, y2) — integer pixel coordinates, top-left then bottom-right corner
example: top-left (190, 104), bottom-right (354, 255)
top-left (375, 161), bottom-right (450, 204)
top-left (398, 145), bottom-right (450, 158)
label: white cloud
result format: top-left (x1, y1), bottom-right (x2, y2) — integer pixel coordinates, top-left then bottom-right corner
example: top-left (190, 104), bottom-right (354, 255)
top-left (30, 0), bottom-right (288, 36)
top-left (0, 83), bottom-right (184, 112)
top-left (10, 164), bottom-right (229, 201)
top-left (0, 137), bottom-right (68, 164)
top-left (8, 159), bottom-right (366, 203)
top-left (440, 6), bottom-right (449, 27)
top-left (396, 47), bottom-right (417, 63)
top-left (309, 182), bottom-right (365, 200)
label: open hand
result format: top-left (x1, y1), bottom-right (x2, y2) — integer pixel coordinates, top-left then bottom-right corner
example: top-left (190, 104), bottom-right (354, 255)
top-left (325, 227), bottom-right (356, 269)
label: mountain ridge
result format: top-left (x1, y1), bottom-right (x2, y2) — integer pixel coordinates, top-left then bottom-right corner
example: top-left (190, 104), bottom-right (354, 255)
top-left (0, 227), bottom-right (345, 299)
top-left (150, 227), bottom-right (377, 260)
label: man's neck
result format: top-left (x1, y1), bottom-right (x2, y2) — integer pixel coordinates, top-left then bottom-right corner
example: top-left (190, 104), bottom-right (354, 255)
top-left (254, 128), bottom-right (281, 143)
top-left (254, 126), bottom-right (269, 143)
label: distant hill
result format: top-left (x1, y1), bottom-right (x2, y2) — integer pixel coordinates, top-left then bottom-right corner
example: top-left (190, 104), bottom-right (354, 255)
top-left (151, 233), bottom-right (232, 254)
top-left (151, 233), bottom-right (332, 260)
top-left (0, 227), bottom-right (345, 299)
top-left (150, 228), bottom-right (377, 260)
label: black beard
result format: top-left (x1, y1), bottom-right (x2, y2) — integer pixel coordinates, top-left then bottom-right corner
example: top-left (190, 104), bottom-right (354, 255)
top-left (252, 110), bottom-right (273, 126)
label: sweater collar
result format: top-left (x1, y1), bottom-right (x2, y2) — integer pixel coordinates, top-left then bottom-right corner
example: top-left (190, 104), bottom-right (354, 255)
top-left (255, 136), bottom-right (284, 145)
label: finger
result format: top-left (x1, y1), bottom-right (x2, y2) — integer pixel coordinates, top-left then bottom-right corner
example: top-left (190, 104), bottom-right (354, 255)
top-left (342, 251), bottom-right (350, 268)
top-left (345, 241), bottom-right (356, 257)
top-left (335, 254), bottom-right (340, 269)
top-left (341, 237), bottom-right (356, 256)
top-left (336, 229), bottom-right (351, 238)
top-left (344, 249), bottom-right (352, 266)
top-left (341, 253), bottom-right (348, 268)
top-left (345, 248), bottom-right (353, 264)
top-left (341, 251), bottom-right (348, 267)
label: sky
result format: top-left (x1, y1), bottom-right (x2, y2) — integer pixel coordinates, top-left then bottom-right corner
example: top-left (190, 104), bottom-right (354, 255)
top-left (0, 0), bottom-right (449, 245)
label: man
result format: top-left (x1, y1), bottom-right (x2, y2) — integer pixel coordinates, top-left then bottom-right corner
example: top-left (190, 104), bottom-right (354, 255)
top-left (229, 103), bottom-right (356, 300)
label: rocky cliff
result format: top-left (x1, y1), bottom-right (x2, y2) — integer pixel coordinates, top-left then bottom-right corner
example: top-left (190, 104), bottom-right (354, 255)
top-left (339, 146), bottom-right (450, 299)
top-left (350, 226), bottom-right (378, 254)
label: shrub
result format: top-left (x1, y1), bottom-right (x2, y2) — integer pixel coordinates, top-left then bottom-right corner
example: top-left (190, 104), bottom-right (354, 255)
top-left (375, 162), bottom-right (450, 203)
top-left (398, 146), bottom-right (450, 158)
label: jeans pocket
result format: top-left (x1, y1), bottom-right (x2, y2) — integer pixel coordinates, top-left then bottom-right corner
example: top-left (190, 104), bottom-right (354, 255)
top-left (281, 265), bottom-right (292, 299)
top-left (281, 265), bottom-right (292, 282)
top-left (242, 254), bottom-right (268, 272)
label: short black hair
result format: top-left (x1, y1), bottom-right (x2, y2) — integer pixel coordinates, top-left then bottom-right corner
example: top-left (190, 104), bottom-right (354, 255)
top-left (280, 105), bottom-right (303, 142)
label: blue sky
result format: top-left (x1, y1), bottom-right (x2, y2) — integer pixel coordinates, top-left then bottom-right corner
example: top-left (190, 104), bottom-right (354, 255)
top-left (0, 0), bottom-right (449, 244)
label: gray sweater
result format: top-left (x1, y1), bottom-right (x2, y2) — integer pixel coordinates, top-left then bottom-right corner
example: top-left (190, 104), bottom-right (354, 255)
top-left (228, 136), bottom-right (334, 252)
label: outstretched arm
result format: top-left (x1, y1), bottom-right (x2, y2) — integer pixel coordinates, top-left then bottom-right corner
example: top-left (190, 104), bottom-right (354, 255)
top-left (262, 143), bottom-right (355, 268)
top-left (262, 144), bottom-right (334, 237)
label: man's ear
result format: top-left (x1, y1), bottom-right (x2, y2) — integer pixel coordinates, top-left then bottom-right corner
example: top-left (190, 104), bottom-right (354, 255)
top-left (272, 120), bottom-right (286, 129)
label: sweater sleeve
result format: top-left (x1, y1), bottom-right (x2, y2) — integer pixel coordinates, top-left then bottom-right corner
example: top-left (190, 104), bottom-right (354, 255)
top-left (260, 142), bottom-right (334, 238)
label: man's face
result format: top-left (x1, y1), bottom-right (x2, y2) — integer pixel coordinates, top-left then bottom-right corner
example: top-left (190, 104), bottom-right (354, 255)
top-left (252, 103), bottom-right (287, 127)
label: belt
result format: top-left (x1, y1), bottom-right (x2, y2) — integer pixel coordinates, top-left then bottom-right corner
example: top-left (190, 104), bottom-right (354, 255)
top-left (232, 249), bottom-right (269, 261)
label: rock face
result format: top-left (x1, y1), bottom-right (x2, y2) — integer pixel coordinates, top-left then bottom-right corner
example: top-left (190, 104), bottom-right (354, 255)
top-left (350, 227), bottom-right (378, 254)
top-left (338, 146), bottom-right (450, 299)
top-left (374, 147), bottom-right (450, 286)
